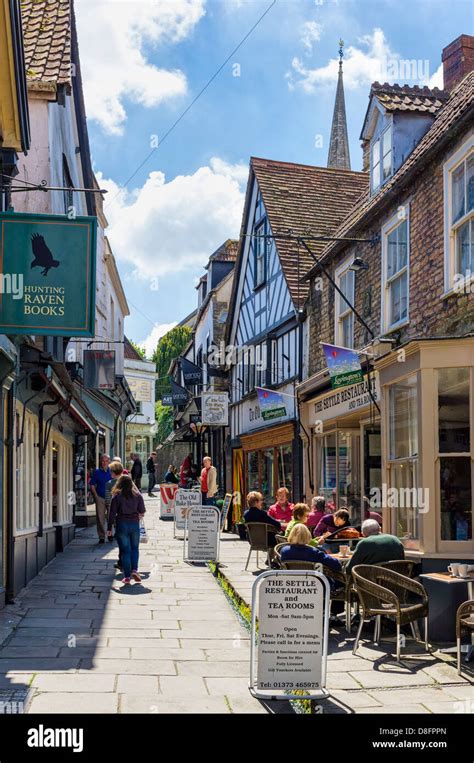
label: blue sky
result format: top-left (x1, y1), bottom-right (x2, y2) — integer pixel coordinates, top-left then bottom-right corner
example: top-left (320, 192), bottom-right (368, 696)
top-left (76, 0), bottom-right (472, 355)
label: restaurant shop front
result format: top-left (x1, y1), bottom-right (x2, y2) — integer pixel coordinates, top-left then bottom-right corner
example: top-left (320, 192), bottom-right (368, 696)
top-left (299, 338), bottom-right (474, 568)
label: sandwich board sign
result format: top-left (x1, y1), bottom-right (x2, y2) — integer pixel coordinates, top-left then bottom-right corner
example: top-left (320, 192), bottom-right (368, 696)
top-left (220, 492), bottom-right (233, 530)
top-left (159, 484), bottom-right (178, 519)
top-left (184, 505), bottom-right (220, 563)
top-left (174, 488), bottom-right (201, 535)
top-left (249, 570), bottom-right (330, 701)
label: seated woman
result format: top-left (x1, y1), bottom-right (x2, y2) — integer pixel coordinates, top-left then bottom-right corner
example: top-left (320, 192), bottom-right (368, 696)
top-left (284, 503), bottom-right (310, 537)
top-left (307, 496), bottom-right (326, 529)
top-left (280, 524), bottom-right (342, 574)
top-left (314, 507), bottom-right (352, 538)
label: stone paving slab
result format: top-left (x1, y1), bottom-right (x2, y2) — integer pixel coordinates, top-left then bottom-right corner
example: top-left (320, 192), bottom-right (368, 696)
top-left (28, 692), bottom-right (119, 714)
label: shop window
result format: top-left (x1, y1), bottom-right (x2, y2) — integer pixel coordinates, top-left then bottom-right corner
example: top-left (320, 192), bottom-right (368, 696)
top-left (437, 368), bottom-right (472, 541)
top-left (247, 451), bottom-right (259, 493)
top-left (316, 431), bottom-right (361, 520)
top-left (388, 375), bottom-right (419, 546)
top-left (444, 138), bottom-right (474, 292)
top-left (335, 264), bottom-right (355, 348)
top-left (382, 213), bottom-right (409, 331)
top-left (278, 444), bottom-right (293, 489)
top-left (261, 449), bottom-right (274, 505)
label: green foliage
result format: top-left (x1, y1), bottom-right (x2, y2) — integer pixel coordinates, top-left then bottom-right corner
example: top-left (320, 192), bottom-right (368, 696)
top-left (152, 325), bottom-right (192, 399)
top-left (129, 339), bottom-right (147, 359)
top-left (155, 400), bottom-right (174, 445)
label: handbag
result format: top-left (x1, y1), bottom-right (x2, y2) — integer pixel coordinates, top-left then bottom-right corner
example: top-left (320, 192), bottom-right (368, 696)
top-left (139, 517), bottom-right (148, 543)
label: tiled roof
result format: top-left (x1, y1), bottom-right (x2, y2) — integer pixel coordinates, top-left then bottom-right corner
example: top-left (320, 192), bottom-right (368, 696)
top-left (371, 82), bottom-right (449, 114)
top-left (250, 158), bottom-right (368, 306)
top-left (307, 71), bottom-right (474, 275)
top-left (209, 239), bottom-right (239, 263)
top-left (124, 337), bottom-right (145, 362)
top-left (21, 0), bottom-right (71, 92)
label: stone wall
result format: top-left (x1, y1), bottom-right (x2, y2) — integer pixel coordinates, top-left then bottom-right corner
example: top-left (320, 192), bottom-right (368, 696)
top-left (155, 442), bottom-right (191, 483)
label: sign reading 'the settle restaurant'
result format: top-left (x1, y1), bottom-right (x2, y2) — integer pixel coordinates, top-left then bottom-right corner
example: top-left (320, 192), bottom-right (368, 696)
top-left (257, 575), bottom-right (325, 692)
top-left (0, 212), bottom-right (97, 336)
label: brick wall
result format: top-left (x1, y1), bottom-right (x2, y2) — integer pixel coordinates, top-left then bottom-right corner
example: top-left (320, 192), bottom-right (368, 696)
top-left (307, 123), bottom-right (474, 376)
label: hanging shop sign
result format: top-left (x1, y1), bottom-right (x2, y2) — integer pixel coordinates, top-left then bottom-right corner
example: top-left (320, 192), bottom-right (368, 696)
top-left (256, 387), bottom-right (287, 421)
top-left (184, 505), bottom-right (220, 563)
top-left (162, 393), bottom-right (174, 406)
top-left (174, 488), bottom-right (201, 533)
top-left (83, 350), bottom-right (115, 390)
top-left (170, 378), bottom-right (189, 406)
top-left (159, 483), bottom-right (178, 518)
top-left (313, 373), bottom-right (380, 424)
top-left (321, 342), bottom-right (363, 390)
top-left (126, 376), bottom-right (153, 402)
top-left (201, 392), bottom-right (228, 426)
top-left (250, 570), bottom-right (331, 701)
top-left (180, 357), bottom-right (203, 386)
top-left (0, 212), bottom-right (96, 336)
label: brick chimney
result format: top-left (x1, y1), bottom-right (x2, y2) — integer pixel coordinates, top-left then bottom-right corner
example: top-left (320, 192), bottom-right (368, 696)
top-left (442, 34), bottom-right (474, 91)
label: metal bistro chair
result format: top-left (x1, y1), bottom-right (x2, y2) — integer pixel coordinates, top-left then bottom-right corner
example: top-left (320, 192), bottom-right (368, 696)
top-left (244, 523), bottom-right (276, 570)
top-left (456, 599), bottom-right (474, 676)
top-left (351, 564), bottom-right (429, 662)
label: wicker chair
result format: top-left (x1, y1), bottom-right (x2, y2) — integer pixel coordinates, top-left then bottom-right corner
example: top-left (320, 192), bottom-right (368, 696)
top-left (377, 560), bottom-right (417, 577)
top-left (456, 599), bottom-right (474, 676)
top-left (273, 543), bottom-right (323, 571)
top-left (322, 564), bottom-right (358, 634)
top-left (351, 564), bottom-right (429, 662)
top-left (244, 523), bottom-right (276, 570)
top-left (275, 534), bottom-right (287, 545)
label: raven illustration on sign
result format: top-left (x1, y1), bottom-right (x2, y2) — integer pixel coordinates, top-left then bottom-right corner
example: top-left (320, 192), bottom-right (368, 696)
top-left (30, 233), bottom-right (60, 276)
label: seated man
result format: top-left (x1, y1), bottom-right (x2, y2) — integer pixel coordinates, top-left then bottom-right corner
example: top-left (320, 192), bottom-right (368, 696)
top-left (346, 519), bottom-right (404, 574)
top-left (244, 491), bottom-right (281, 548)
top-left (280, 525), bottom-right (343, 585)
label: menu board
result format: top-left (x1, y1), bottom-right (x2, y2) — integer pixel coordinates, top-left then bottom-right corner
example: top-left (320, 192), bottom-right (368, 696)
top-left (185, 506), bottom-right (219, 562)
top-left (257, 574), bottom-right (325, 692)
top-left (159, 484), bottom-right (178, 518)
top-left (174, 489), bottom-right (201, 531)
top-left (220, 493), bottom-right (233, 529)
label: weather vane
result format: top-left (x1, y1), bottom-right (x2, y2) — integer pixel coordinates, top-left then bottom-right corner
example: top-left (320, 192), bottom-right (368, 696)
top-left (339, 38), bottom-right (344, 65)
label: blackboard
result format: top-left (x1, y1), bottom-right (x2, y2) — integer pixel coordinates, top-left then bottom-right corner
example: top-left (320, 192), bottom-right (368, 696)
top-left (220, 493), bottom-right (233, 530)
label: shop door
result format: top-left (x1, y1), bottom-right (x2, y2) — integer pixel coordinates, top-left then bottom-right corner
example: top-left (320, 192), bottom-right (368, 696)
top-left (362, 425), bottom-right (382, 521)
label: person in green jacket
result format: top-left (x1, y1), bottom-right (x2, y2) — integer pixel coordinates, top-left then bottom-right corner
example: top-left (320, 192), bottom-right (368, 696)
top-left (284, 503), bottom-right (310, 537)
top-left (346, 518), bottom-right (404, 574)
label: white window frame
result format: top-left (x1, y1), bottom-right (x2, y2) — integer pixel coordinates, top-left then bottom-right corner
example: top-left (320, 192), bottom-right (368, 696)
top-left (381, 206), bottom-right (410, 333)
top-left (443, 134), bottom-right (474, 295)
top-left (334, 257), bottom-right (355, 348)
top-left (371, 122), bottom-right (393, 194)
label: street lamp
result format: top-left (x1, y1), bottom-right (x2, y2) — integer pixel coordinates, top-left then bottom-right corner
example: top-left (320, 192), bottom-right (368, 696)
top-left (190, 421), bottom-right (207, 468)
top-left (349, 256), bottom-right (369, 272)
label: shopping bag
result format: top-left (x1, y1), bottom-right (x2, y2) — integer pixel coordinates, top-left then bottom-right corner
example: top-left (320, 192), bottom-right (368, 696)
top-left (139, 517), bottom-right (148, 543)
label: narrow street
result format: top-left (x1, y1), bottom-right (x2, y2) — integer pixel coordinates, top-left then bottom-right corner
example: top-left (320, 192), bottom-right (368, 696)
top-left (1, 496), bottom-right (265, 715)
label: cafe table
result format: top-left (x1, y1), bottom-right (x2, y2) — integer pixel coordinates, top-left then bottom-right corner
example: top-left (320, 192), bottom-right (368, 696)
top-left (419, 571), bottom-right (474, 659)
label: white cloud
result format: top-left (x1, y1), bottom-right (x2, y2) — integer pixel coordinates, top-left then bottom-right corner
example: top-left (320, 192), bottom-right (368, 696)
top-left (301, 21), bottom-right (323, 53)
top-left (98, 156), bottom-right (247, 280)
top-left (140, 322), bottom-right (178, 357)
top-left (427, 63), bottom-right (444, 89)
top-left (288, 28), bottom-right (403, 92)
top-left (75, 0), bottom-right (206, 134)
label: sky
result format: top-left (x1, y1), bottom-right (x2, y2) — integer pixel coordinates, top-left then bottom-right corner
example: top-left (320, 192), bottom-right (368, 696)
top-left (75, 0), bottom-right (472, 356)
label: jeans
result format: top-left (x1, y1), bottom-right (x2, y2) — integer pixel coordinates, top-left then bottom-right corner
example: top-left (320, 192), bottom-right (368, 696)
top-left (115, 521), bottom-right (140, 578)
top-left (148, 472), bottom-right (155, 494)
top-left (202, 493), bottom-right (216, 507)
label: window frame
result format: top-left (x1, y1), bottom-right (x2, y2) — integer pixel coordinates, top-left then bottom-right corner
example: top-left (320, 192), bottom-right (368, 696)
top-left (371, 123), bottom-right (392, 194)
top-left (443, 135), bottom-right (474, 295)
top-left (254, 218), bottom-right (267, 289)
top-left (334, 257), bottom-right (355, 349)
top-left (381, 207), bottom-right (410, 333)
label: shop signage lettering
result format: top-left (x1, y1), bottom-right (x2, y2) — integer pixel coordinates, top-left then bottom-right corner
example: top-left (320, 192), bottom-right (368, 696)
top-left (201, 392), bottom-right (228, 426)
top-left (256, 574), bottom-right (325, 692)
top-left (314, 375), bottom-right (380, 423)
top-left (185, 506), bottom-right (220, 562)
top-left (0, 212), bottom-right (96, 336)
top-left (174, 488), bottom-right (201, 531)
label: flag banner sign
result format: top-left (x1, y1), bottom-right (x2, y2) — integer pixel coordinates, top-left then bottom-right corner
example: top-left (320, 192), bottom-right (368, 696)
top-left (159, 484), bottom-right (178, 518)
top-left (170, 378), bottom-right (189, 406)
top-left (321, 342), bottom-right (363, 390)
top-left (162, 393), bottom-right (173, 406)
top-left (126, 376), bottom-right (153, 402)
top-left (180, 357), bottom-right (203, 386)
top-left (83, 350), bottom-right (115, 390)
top-left (256, 387), bottom-right (287, 421)
top-left (201, 392), bottom-right (229, 425)
top-left (0, 212), bottom-right (96, 336)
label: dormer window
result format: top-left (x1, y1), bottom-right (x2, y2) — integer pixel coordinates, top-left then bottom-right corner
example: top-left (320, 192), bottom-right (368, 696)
top-left (371, 125), bottom-right (392, 193)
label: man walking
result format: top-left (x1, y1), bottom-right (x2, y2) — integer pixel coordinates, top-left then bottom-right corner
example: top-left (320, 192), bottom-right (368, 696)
top-left (146, 451), bottom-right (157, 496)
top-left (90, 454), bottom-right (111, 544)
top-left (131, 453), bottom-right (143, 491)
top-left (200, 456), bottom-right (218, 506)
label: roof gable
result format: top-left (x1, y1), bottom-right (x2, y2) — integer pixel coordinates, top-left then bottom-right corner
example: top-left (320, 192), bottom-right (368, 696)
top-left (22, 0), bottom-right (71, 93)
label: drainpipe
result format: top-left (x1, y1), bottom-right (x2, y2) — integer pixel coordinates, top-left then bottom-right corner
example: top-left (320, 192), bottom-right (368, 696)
top-left (5, 386), bottom-right (15, 603)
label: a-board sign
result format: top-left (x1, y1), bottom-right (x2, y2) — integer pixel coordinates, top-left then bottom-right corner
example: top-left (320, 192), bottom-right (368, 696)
top-left (250, 570), bottom-right (330, 701)
top-left (159, 484), bottom-right (178, 518)
top-left (184, 506), bottom-right (220, 563)
top-left (220, 493), bottom-right (233, 529)
top-left (174, 488), bottom-right (201, 532)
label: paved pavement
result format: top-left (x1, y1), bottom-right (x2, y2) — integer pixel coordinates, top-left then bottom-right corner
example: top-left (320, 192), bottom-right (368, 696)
top-left (217, 533), bottom-right (474, 714)
top-left (0, 496), bottom-right (268, 714)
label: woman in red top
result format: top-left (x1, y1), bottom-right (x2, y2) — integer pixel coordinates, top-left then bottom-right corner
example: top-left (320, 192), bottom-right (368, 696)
top-left (268, 487), bottom-right (294, 529)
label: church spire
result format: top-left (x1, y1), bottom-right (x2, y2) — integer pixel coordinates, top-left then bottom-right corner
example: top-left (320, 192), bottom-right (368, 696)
top-left (327, 39), bottom-right (351, 170)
